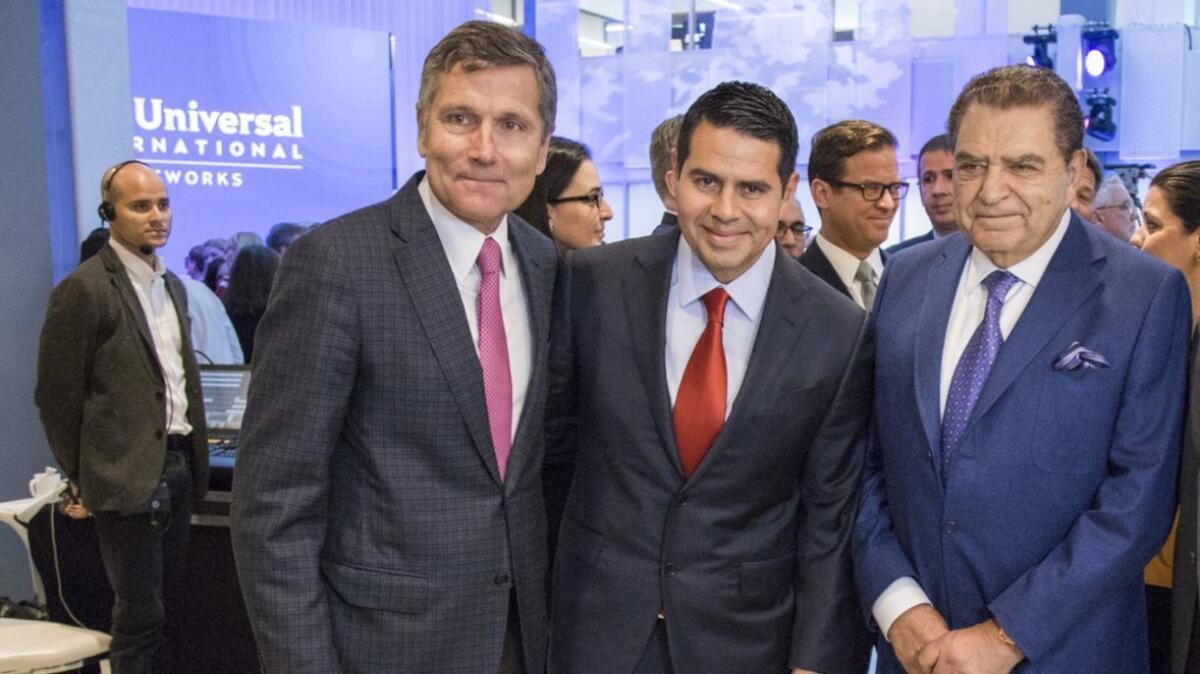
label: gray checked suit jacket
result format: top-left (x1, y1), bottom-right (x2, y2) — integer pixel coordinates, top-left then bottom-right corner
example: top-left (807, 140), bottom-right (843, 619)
top-left (230, 172), bottom-right (558, 674)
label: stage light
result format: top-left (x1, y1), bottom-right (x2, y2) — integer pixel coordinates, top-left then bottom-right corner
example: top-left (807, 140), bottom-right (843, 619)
top-left (1082, 25), bottom-right (1118, 77)
top-left (1085, 89), bottom-right (1117, 142)
top-left (1023, 24), bottom-right (1056, 70)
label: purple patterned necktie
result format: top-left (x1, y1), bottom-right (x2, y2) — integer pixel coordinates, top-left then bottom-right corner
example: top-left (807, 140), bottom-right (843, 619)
top-left (476, 237), bottom-right (512, 481)
top-left (940, 270), bottom-right (1018, 484)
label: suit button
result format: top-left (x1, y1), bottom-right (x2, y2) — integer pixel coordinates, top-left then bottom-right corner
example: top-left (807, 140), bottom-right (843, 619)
top-left (155, 390), bottom-right (164, 401)
top-left (678, 493), bottom-right (688, 506)
top-left (944, 521), bottom-right (957, 534)
top-left (155, 430), bottom-right (164, 439)
top-left (665, 563), bottom-right (677, 576)
top-left (494, 574), bottom-right (509, 586)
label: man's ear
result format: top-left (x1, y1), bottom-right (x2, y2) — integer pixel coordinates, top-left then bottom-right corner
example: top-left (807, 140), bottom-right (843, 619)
top-left (811, 178), bottom-right (831, 210)
top-left (416, 107), bottom-right (428, 158)
top-left (782, 170), bottom-right (800, 203)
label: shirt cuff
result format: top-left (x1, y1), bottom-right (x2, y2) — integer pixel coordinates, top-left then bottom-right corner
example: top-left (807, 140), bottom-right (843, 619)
top-left (872, 576), bottom-right (932, 642)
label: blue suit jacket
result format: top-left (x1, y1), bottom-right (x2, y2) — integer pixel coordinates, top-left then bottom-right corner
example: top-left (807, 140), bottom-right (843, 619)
top-left (855, 215), bottom-right (1191, 672)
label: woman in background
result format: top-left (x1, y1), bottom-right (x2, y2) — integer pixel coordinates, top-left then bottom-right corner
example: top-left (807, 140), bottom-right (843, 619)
top-left (1132, 159), bottom-right (1200, 674)
top-left (514, 136), bottom-right (612, 252)
top-left (223, 244), bottom-right (279, 362)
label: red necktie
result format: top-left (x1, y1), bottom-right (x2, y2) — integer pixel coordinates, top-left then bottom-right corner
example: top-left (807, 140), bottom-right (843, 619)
top-left (673, 288), bottom-right (730, 478)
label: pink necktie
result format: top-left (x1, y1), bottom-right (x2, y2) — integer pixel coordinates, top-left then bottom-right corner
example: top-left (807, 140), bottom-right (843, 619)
top-left (476, 237), bottom-right (512, 481)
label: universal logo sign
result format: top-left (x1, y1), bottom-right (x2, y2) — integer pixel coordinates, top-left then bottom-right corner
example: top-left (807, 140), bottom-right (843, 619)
top-left (131, 98), bottom-right (305, 188)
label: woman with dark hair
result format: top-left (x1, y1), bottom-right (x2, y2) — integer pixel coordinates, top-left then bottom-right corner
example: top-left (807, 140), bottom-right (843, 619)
top-left (223, 244), bottom-right (279, 362)
top-left (1132, 160), bottom-right (1200, 673)
top-left (514, 136), bottom-right (612, 251)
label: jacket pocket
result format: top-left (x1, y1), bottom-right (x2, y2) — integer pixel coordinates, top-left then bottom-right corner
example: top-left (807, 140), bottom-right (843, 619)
top-left (738, 555), bottom-right (794, 602)
top-left (320, 558), bottom-right (429, 614)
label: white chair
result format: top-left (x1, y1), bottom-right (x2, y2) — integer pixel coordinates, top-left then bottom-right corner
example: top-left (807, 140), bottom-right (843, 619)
top-left (0, 468), bottom-right (109, 674)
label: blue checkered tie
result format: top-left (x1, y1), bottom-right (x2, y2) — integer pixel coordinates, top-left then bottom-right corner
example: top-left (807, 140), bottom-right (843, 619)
top-left (940, 270), bottom-right (1018, 483)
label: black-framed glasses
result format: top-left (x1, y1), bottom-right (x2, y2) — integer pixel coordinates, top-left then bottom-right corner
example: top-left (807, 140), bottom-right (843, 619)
top-left (828, 180), bottom-right (909, 201)
top-left (778, 222), bottom-right (812, 238)
top-left (548, 188), bottom-right (604, 209)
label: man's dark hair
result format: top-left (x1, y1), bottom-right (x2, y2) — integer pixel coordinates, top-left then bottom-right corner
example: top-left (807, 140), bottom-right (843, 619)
top-left (266, 222), bottom-right (308, 253)
top-left (224, 245), bottom-right (280, 317)
top-left (918, 134), bottom-right (953, 168)
top-left (513, 136), bottom-right (592, 239)
top-left (676, 81), bottom-right (798, 189)
top-left (1151, 160), bottom-right (1200, 234)
top-left (807, 120), bottom-right (898, 185)
top-left (187, 245), bottom-right (205, 270)
top-left (947, 65), bottom-right (1083, 164)
top-left (80, 227), bottom-right (109, 264)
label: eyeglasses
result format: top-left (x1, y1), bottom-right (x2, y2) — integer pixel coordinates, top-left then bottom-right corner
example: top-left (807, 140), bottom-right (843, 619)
top-left (548, 188), bottom-right (605, 209)
top-left (1094, 201), bottom-right (1137, 217)
top-left (828, 180), bottom-right (909, 201)
top-left (777, 222), bottom-right (813, 238)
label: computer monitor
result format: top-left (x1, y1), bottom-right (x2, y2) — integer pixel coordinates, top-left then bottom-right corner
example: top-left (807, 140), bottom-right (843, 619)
top-left (199, 365), bottom-right (251, 438)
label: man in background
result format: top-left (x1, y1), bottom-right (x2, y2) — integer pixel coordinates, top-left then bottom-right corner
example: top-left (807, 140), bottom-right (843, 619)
top-left (888, 134), bottom-right (956, 254)
top-left (1091, 175), bottom-right (1139, 241)
top-left (651, 115), bottom-right (684, 236)
top-left (801, 119), bottom-right (903, 311)
top-left (36, 160), bottom-right (209, 673)
top-left (775, 198), bottom-right (809, 259)
top-left (1071, 148), bottom-right (1103, 224)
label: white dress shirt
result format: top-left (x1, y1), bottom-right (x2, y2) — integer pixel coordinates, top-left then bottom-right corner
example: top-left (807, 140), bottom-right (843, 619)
top-left (110, 241), bottom-right (192, 435)
top-left (813, 233), bottom-right (884, 310)
top-left (872, 209), bottom-right (1072, 639)
top-left (419, 177), bottom-right (532, 441)
top-left (665, 237), bottom-right (776, 415)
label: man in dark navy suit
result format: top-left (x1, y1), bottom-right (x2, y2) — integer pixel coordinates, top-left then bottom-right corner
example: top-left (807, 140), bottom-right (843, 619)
top-left (548, 81), bottom-right (871, 674)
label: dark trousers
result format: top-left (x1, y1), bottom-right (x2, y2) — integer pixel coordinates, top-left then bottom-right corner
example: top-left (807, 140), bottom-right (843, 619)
top-left (93, 448), bottom-right (193, 674)
top-left (632, 620), bottom-right (675, 674)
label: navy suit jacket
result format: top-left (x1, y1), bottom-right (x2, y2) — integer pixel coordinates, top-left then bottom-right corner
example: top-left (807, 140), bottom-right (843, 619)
top-left (884, 230), bottom-right (934, 255)
top-left (230, 173), bottom-right (558, 673)
top-left (855, 216), bottom-right (1191, 672)
top-left (547, 232), bottom-right (872, 673)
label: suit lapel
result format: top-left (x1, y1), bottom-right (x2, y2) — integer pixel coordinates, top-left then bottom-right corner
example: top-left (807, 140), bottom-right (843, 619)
top-left (102, 245), bottom-right (162, 379)
top-left (501, 219), bottom-right (551, 491)
top-left (969, 217), bottom-right (1102, 426)
top-left (687, 247), bottom-right (813, 485)
top-left (623, 232), bottom-right (684, 477)
top-left (915, 239), bottom-right (970, 477)
top-left (801, 243), bottom-right (852, 298)
top-left (390, 177), bottom-right (502, 486)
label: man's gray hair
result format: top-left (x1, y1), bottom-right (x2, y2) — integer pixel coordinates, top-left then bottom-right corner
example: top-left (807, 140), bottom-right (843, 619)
top-left (417, 20), bottom-right (557, 138)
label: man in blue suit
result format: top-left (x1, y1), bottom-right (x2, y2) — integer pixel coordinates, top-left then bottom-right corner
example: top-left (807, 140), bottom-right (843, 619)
top-left (855, 65), bottom-right (1191, 672)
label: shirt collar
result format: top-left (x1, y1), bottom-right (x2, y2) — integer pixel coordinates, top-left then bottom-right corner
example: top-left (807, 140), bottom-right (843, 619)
top-left (966, 208), bottom-right (1071, 292)
top-left (814, 232), bottom-right (884, 288)
top-left (673, 234), bottom-right (777, 323)
top-left (419, 175), bottom-right (513, 283)
top-left (110, 239), bottom-right (164, 284)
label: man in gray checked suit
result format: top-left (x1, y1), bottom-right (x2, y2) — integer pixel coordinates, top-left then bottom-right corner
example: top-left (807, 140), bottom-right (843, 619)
top-left (230, 21), bottom-right (558, 674)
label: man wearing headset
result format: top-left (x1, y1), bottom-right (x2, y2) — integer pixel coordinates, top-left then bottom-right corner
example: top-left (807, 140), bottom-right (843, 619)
top-left (35, 160), bottom-right (208, 674)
